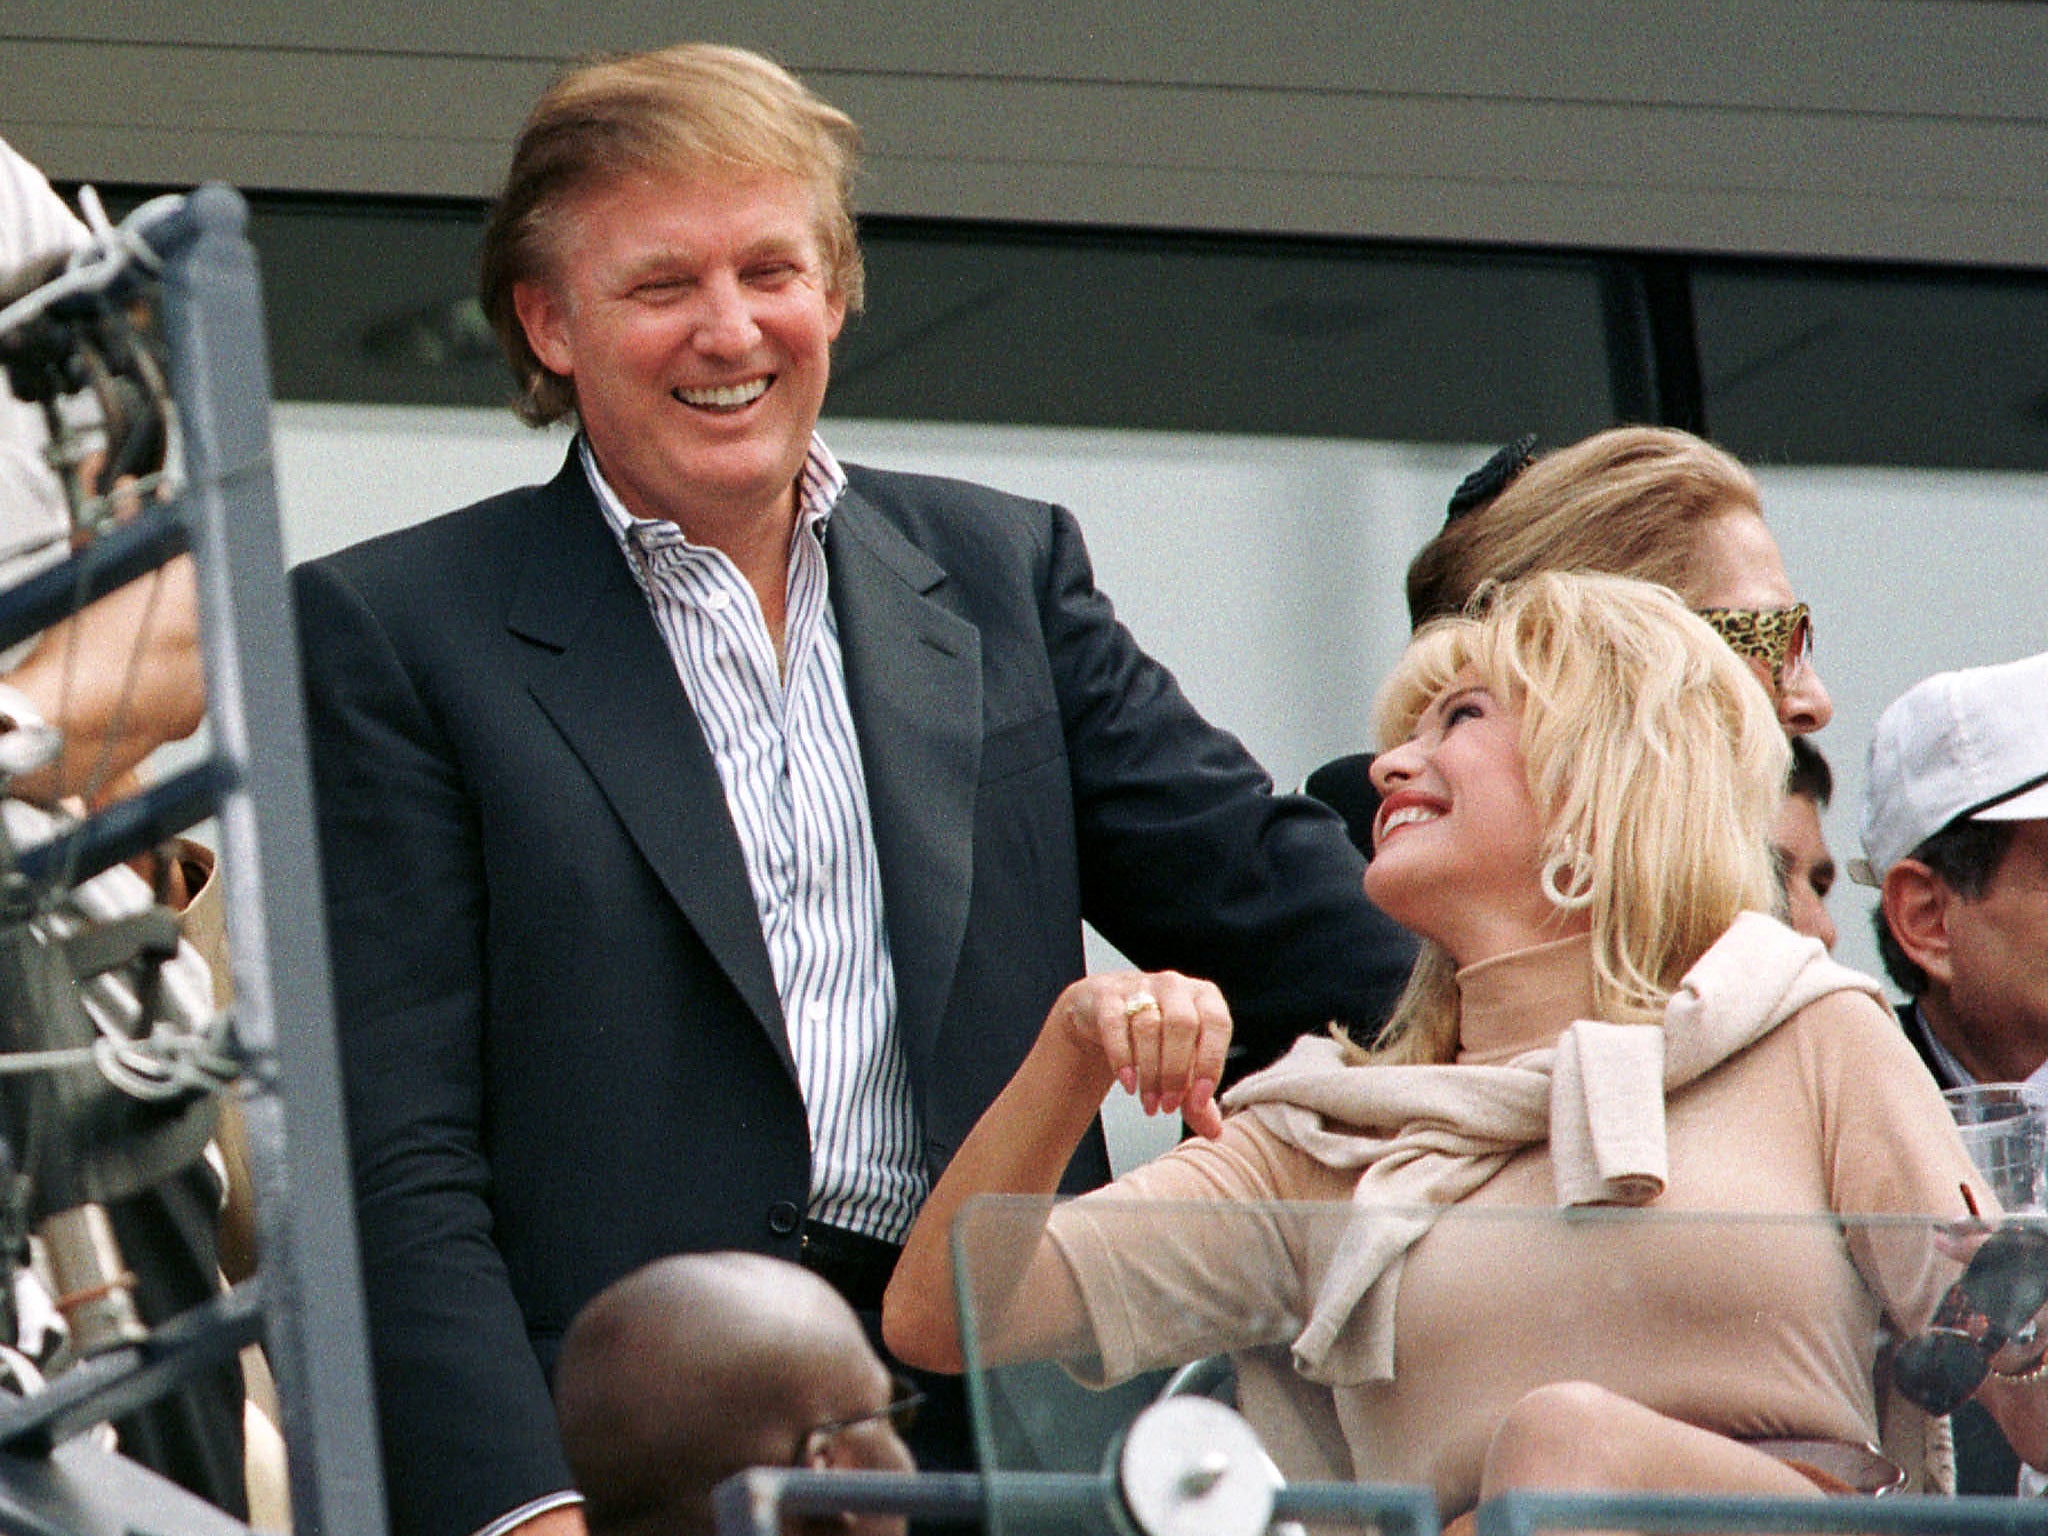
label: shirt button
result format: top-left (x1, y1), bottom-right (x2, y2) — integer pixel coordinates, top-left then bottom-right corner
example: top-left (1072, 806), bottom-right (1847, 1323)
top-left (806, 1002), bottom-right (828, 1022)
top-left (766, 1201), bottom-right (801, 1236)
top-left (705, 589), bottom-right (733, 611)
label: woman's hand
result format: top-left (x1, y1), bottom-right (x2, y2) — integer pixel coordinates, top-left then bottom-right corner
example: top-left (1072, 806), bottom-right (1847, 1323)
top-left (1050, 970), bottom-right (1231, 1138)
top-left (886, 968), bottom-right (1232, 1372)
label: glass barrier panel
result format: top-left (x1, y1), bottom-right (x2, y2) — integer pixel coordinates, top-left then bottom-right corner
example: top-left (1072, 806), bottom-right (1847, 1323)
top-left (949, 1197), bottom-right (2048, 1536)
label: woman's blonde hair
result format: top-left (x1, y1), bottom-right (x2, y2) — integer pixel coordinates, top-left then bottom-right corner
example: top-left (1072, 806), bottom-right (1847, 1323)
top-left (1405, 426), bottom-right (1762, 627)
top-left (480, 43), bottom-right (865, 426)
top-left (1358, 570), bottom-right (1788, 1065)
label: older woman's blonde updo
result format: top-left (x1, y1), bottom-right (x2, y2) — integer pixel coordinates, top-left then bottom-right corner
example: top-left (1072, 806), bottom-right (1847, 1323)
top-left (1405, 427), bottom-right (1762, 628)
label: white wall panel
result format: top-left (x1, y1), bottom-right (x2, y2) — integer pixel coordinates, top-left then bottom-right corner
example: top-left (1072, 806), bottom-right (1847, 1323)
top-left (263, 403), bottom-right (2048, 1165)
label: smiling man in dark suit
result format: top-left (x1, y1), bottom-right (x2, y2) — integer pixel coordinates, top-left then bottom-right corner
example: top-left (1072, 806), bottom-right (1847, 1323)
top-left (293, 43), bottom-right (1411, 1536)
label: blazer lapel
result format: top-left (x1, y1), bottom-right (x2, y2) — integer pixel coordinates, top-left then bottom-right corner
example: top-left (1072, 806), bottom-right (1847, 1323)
top-left (828, 491), bottom-right (981, 1073)
top-left (504, 463), bottom-right (789, 1068)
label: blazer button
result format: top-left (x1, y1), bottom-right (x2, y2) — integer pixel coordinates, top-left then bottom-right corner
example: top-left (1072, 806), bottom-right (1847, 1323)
top-left (766, 1201), bottom-right (801, 1237)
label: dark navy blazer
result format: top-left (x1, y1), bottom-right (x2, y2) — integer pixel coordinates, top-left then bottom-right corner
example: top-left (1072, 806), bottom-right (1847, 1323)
top-left (294, 449), bottom-right (1414, 1536)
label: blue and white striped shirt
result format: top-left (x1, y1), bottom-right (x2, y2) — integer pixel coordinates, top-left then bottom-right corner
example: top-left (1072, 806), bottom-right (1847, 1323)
top-left (582, 436), bottom-right (926, 1243)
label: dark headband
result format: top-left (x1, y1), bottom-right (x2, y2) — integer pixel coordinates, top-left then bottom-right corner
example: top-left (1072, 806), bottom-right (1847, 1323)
top-left (1445, 433), bottom-right (1537, 523)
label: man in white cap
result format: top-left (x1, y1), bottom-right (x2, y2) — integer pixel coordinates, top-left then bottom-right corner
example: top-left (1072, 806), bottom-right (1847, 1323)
top-left (1854, 650), bottom-right (2048, 1499)
top-left (1855, 650), bottom-right (2048, 1091)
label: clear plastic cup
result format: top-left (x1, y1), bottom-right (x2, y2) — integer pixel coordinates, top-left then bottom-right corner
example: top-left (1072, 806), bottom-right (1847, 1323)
top-left (1944, 1083), bottom-right (2048, 1215)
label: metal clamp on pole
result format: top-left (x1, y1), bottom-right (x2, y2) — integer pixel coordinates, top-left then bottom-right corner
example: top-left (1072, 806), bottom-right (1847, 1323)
top-left (711, 1401), bottom-right (1442, 1536)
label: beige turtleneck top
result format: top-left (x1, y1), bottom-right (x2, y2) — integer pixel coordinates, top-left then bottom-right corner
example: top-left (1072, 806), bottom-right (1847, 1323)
top-left (1452, 930), bottom-right (1600, 1061)
top-left (1044, 922), bottom-right (1980, 1514)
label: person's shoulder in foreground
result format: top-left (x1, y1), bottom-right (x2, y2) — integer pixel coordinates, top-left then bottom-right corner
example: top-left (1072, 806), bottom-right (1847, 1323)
top-left (556, 1252), bottom-right (915, 1536)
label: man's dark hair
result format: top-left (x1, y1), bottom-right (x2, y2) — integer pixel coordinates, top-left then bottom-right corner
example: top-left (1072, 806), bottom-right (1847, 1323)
top-left (1786, 736), bottom-right (1832, 808)
top-left (1874, 817), bottom-right (2018, 995)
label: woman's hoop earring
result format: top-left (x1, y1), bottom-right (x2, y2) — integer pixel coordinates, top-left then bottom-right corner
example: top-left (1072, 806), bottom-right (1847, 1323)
top-left (1540, 840), bottom-right (1596, 912)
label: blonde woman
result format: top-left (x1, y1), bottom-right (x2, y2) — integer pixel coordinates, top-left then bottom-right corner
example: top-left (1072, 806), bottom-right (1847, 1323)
top-left (884, 572), bottom-right (2045, 1520)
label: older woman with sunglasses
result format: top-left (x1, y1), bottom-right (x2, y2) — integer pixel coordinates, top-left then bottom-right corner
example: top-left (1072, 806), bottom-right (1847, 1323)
top-left (884, 572), bottom-right (2048, 1522)
top-left (1406, 425), bottom-right (1830, 736)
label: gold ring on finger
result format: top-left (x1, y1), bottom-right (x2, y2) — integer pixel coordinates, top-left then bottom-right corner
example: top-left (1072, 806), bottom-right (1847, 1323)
top-left (1121, 989), bottom-right (1161, 1021)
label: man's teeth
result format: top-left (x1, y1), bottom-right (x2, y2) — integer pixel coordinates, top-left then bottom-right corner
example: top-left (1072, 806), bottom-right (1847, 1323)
top-left (676, 378), bottom-right (770, 408)
top-left (1383, 806), bottom-right (1441, 831)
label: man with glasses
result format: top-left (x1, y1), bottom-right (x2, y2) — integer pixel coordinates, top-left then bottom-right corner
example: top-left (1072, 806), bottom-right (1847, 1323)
top-left (555, 1253), bottom-right (919, 1536)
top-left (1853, 650), bottom-right (2048, 1496)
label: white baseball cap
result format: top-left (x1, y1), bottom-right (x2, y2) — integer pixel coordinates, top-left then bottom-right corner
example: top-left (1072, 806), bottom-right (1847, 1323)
top-left (1852, 651), bottom-right (2048, 886)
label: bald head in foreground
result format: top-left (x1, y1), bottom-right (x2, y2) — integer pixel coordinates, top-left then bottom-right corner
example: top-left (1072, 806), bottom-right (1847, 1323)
top-left (555, 1253), bottom-right (917, 1536)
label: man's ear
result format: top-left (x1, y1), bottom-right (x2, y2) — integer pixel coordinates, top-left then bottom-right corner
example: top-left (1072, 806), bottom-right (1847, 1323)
top-left (513, 279), bottom-right (573, 377)
top-left (1883, 859), bottom-right (1957, 988)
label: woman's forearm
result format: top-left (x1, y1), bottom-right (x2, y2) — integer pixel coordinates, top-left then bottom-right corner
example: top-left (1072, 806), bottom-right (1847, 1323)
top-left (883, 968), bottom-right (1230, 1373)
top-left (1979, 1372), bottom-right (2048, 1471)
top-left (882, 1025), bottom-right (1108, 1372)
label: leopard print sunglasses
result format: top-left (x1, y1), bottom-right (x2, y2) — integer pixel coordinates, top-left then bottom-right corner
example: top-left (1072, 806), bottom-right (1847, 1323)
top-left (1695, 602), bottom-right (1813, 692)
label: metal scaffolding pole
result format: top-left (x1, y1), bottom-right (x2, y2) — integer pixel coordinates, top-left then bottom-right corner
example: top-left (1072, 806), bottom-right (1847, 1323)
top-left (157, 181), bottom-right (387, 1536)
top-left (0, 183), bottom-right (385, 1536)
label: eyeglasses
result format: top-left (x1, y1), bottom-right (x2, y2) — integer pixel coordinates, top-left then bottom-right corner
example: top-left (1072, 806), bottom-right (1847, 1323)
top-left (1695, 602), bottom-right (1813, 693)
top-left (793, 1375), bottom-right (926, 1466)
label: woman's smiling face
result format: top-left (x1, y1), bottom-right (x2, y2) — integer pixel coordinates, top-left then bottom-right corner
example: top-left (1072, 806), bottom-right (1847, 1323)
top-left (1366, 669), bottom-right (1575, 966)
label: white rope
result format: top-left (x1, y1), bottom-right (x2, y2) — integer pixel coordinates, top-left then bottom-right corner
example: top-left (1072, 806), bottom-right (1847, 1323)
top-left (0, 1045), bottom-right (97, 1074)
top-left (90, 1011), bottom-right (239, 1102)
top-left (0, 188), bottom-right (177, 343)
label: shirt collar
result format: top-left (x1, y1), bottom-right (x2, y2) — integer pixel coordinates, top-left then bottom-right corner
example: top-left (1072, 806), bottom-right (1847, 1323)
top-left (1909, 1000), bottom-right (2048, 1094)
top-left (1911, 1000), bottom-right (1975, 1087)
top-left (580, 432), bottom-right (847, 557)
